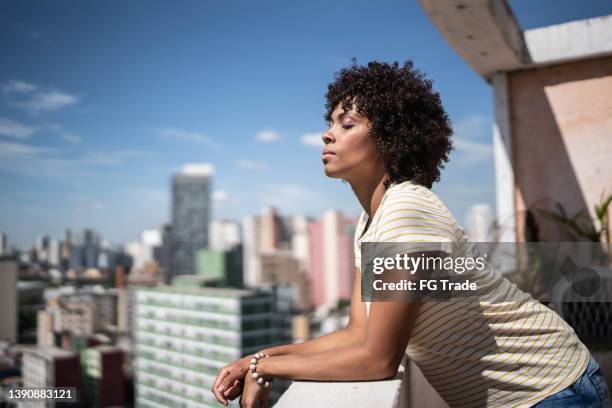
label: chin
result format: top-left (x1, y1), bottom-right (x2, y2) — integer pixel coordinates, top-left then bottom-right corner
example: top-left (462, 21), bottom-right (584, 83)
top-left (323, 164), bottom-right (340, 178)
top-left (323, 163), bottom-right (336, 177)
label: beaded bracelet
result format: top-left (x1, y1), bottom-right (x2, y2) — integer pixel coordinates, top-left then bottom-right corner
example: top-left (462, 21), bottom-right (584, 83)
top-left (249, 352), bottom-right (273, 388)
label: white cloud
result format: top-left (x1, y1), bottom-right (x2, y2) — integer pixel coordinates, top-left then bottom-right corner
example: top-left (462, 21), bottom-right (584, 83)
top-left (300, 131), bottom-right (324, 148)
top-left (2, 80), bottom-right (36, 94)
top-left (255, 184), bottom-right (322, 215)
top-left (76, 201), bottom-right (105, 213)
top-left (47, 123), bottom-right (82, 143)
top-left (452, 138), bottom-right (493, 163)
top-left (0, 142), bottom-right (156, 181)
top-left (8, 90), bottom-right (79, 113)
top-left (256, 129), bottom-right (280, 143)
top-left (0, 140), bottom-right (52, 157)
top-left (59, 133), bottom-right (82, 143)
top-left (81, 150), bottom-right (156, 166)
top-left (0, 119), bottom-right (82, 143)
top-left (3, 81), bottom-right (79, 113)
top-left (234, 159), bottom-right (267, 170)
top-left (19, 90), bottom-right (79, 112)
top-left (0, 118), bottom-right (37, 139)
top-left (157, 127), bottom-right (220, 150)
top-left (450, 115), bottom-right (493, 166)
top-left (212, 190), bottom-right (229, 203)
top-left (453, 114), bottom-right (490, 140)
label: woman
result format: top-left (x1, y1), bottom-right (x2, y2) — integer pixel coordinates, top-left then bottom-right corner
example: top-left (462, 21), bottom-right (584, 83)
top-left (212, 60), bottom-right (612, 407)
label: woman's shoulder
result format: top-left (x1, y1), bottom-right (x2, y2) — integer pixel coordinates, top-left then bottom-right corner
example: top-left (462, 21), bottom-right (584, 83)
top-left (379, 180), bottom-right (468, 242)
top-left (384, 180), bottom-right (448, 215)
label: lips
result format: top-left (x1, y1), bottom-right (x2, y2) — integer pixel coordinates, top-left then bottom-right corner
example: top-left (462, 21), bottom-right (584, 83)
top-left (322, 149), bottom-right (336, 155)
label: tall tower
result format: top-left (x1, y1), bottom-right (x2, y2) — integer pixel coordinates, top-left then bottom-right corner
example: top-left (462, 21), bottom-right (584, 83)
top-left (169, 163), bottom-right (213, 280)
top-left (308, 210), bottom-right (355, 310)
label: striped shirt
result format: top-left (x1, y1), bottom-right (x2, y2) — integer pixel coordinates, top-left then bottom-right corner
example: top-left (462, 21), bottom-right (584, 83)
top-left (354, 180), bottom-right (590, 408)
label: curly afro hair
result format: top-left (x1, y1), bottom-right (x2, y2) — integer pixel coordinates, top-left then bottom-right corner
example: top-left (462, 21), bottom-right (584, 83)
top-left (324, 59), bottom-right (453, 189)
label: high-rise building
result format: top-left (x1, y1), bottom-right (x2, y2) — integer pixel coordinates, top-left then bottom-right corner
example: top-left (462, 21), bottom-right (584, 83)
top-left (170, 164), bottom-right (213, 281)
top-left (134, 284), bottom-right (287, 407)
top-left (291, 215), bottom-right (310, 270)
top-left (243, 209), bottom-right (311, 287)
top-left (57, 288), bottom-right (118, 336)
top-left (308, 210), bottom-right (356, 310)
top-left (209, 219), bottom-right (241, 251)
top-left (36, 234), bottom-right (50, 264)
top-left (80, 345), bottom-right (125, 407)
top-left (195, 247), bottom-right (243, 287)
top-left (22, 347), bottom-right (81, 407)
top-left (0, 255), bottom-right (17, 342)
top-left (0, 232), bottom-right (7, 255)
top-left (124, 241), bottom-right (144, 271)
top-left (37, 310), bottom-right (54, 347)
top-left (48, 238), bottom-right (62, 267)
top-left (83, 229), bottom-right (101, 269)
top-left (68, 228), bottom-right (102, 271)
top-left (153, 223), bottom-right (172, 280)
top-left (259, 251), bottom-right (310, 310)
top-left (126, 226), bottom-right (165, 274)
top-left (242, 215), bottom-right (263, 287)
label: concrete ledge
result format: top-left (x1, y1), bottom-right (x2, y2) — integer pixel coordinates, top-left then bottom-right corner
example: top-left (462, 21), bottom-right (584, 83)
top-left (524, 14), bottom-right (612, 66)
top-left (417, 0), bottom-right (529, 78)
top-left (273, 366), bottom-right (406, 408)
top-left (419, 1), bottom-right (612, 79)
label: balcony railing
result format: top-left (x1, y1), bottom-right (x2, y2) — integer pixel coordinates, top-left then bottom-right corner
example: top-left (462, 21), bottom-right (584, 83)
top-left (273, 357), bottom-right (449, 408)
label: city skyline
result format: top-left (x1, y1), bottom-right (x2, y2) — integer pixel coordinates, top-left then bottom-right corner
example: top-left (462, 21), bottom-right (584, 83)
top-left (2, 1), bottom-right (612, 249)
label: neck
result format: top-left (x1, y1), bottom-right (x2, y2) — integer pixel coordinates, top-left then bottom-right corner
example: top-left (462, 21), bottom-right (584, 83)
top-left (349, 171), bottom-right (391, 219)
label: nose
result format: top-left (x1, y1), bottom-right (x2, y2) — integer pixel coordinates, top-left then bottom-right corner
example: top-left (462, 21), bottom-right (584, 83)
top-left (322, 129), bottom-right (334, 145)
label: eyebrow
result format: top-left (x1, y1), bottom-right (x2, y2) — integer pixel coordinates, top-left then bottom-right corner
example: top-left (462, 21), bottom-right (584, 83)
top-left (330, 111), bottom-right (359, 124)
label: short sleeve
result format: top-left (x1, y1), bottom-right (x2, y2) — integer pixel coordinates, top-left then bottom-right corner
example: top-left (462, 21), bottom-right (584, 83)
top-left (375, 189), bottom-right (458, 255)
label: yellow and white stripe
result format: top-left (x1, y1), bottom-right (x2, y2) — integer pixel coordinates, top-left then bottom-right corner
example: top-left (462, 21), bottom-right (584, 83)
top-left (354, 180), bottom-right (590, 407)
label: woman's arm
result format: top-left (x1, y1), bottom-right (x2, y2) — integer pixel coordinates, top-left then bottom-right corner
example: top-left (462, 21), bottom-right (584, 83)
top-left (257, 296), bottom-right (421, 381)
top-left (258, 326), bottom-right (360, 356)
top-left (212, 266), bottom-right (368, 404)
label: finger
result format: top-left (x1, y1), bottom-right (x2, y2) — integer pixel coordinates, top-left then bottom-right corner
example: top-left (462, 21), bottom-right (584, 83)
top-left (222, 379), bottom-right (239, 395)
top-left (223, 379), bottom-right (242, 400)
top-left (212, 368), bottom-right (231, 405)
top-left (260, 386), bottom-right (271, 408)
top-left (220, 371), bottom-right (241, 394)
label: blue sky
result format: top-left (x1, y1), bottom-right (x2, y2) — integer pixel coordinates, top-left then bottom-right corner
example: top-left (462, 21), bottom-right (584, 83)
top-left (1, 1), bottom-right (611, 249)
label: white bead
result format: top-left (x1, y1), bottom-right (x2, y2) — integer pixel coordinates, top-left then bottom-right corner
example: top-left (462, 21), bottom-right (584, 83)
top-left (250, 358), bottom-right (257, 364)
top-left (256, 353), bottom-right (261, 358)
top-left (249, 364), bottom-right (256, 370)
top-left (264, 381), bottom-right (270, 388)
top-left (252, 372), bottom-right (259, 379)
top-left (257, 377), bottom-right (264, 384)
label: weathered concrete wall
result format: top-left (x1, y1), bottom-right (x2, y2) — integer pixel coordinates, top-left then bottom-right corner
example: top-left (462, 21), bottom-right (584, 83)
top-left (508, 56), bottom-right (612, 241)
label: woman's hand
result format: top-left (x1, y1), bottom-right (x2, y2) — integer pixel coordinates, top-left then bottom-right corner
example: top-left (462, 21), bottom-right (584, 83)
top-left (212, 356), bottom-right (252, 405)
top-left (240, 371), bottom-right (271, 408)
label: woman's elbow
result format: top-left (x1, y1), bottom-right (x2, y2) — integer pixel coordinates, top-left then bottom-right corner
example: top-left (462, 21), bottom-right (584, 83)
top-left (365, 351), bottom-right (402, 380)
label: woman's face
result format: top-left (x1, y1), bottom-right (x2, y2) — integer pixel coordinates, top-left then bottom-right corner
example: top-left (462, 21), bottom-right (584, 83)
top-left (322, 103), bottom-right (382, 183)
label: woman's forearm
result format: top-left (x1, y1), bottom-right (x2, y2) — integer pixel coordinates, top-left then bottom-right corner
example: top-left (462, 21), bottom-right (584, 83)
top-left (258, 326), bottom-right (365, 357)
top-left (256, 342), bottom-right (397, 382)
